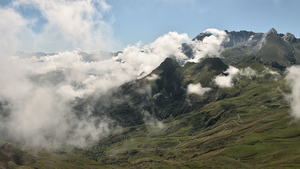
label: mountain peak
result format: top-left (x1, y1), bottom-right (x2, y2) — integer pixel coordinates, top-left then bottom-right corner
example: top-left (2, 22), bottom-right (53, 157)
top-left (267, 28), bottom-right (278, 35)
top-left (283, 32), bottom-right (297, 44)
top-left (151, 58), bottom-right (181, 76)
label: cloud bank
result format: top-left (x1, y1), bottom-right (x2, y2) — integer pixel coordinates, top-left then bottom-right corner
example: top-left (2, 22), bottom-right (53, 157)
top-left (0, 0), bottom-right (231, 149)
top-left (0, 0), bottom-right (115, 53)
top-left (0, 29), bottom-right (199, 148)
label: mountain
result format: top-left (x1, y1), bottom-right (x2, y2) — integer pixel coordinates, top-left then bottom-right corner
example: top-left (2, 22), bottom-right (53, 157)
top-left (186, 28), bottom-right (300, 69)
top-left (223, 28), bottom-right (300, 69)
top-left (83, 57), bottom-right (229, 127)
top-left (254, 29), bottom-right (300, 70)
top-left (1, 28), bottom-right (300, 168)
top-left (74, 55), bottom-right (292, 168)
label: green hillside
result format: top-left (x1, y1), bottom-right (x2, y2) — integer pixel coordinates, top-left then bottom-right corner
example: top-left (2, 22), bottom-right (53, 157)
top-left (2, 54), bottom-right (299, 168)
top-left (1, 29), bottom-right (300, 168)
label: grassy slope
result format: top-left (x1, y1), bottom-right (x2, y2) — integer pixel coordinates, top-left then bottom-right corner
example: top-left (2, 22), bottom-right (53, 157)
top-left (182, 57), bottom-right (228, 87)
top-left (2, 58), bottom-right (300, 169)
top-left (79, 74), bottom-right (295, 169)
top-left (58, 59), bottom-right (297, 168)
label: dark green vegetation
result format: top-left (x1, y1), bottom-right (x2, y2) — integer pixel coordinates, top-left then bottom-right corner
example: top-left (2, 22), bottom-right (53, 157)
top-left (1, 28), bottom-right (300, 168)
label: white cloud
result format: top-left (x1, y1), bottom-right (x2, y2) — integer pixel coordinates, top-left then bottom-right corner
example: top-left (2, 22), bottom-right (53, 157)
top-left (0, 0), bottom-right (229, 148)
top-left (239, 67), bottom-right (257, 78)
top-left (142, 110), bottom-right (164, 130)
top-left (263, 66), bottom-right (280, 75)
top-left (0, 51), bottom-right (122, 148)
top-left (214, 66), bottom-right (239, 88)
top-left (146, 74), bottom-right (160, 81)
top-left (117, 31), bottom-right (189, 77)
top-left (0, 30), bottom-right (192, 148)
top-left (0, 8), bottom-right (36, 54)
top-left (187, 83), bottom-right (211, 96)
top-left (188, 28), bottom-right (229, 62)
top-left (285, 66), bottom-right (300, 118)
top-left (0, 0), bottom-right (115, 53)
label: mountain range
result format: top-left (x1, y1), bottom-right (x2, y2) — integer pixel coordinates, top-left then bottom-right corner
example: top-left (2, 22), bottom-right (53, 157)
top-left (1, 28), bottom-right (300, 168)
top-left (185, 28), bottom-right (300, 69)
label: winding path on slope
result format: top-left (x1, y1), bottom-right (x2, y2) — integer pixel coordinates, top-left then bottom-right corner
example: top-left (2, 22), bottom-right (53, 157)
top-left (175, 139), bottom-right (181, 149)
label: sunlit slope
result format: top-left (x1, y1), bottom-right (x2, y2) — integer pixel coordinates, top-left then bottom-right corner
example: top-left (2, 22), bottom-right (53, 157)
top-left (64, 56), bottom-right (300, 168)
top-left (1, 54), bottom-right (299, 169)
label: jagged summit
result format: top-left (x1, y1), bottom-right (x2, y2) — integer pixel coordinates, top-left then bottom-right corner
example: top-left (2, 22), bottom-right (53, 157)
top-left (224, 30), bottom-right (264, 48)
top-left (267, 28), bottom-right (278, 35)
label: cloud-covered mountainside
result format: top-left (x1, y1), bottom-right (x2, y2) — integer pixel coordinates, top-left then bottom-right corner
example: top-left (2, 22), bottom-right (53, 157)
top-left (0, 28), bottom-right (230, 148)
top-left (2, 27), bottom-right (300, 168)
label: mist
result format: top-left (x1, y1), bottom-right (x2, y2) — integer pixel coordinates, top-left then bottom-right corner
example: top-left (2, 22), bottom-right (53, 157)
top-left (285, 66), bottom-right (300, 118)
top-left (0, 27), bottom-right (229, 148)
top-left (0, 0), bottom-right (231, 149)
top-left (0, 32), bottom-right (188, 148)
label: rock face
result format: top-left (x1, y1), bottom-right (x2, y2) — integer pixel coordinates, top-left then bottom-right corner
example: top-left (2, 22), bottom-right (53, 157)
top-left (190, 28), bottom-right (300, 68)
top-left (193, 30), bottom-right (265, 48)
top-left (283, 32), bottom-right (297, 44)
top-left (224, 30), bottom-right (264, 48)
top-left (255, 28), bottom-right (300, 69)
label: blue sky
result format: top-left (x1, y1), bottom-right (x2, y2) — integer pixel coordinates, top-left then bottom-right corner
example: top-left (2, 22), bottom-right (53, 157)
top-left (109, 0), bottom-right (300, 47)
top-left (0, 0), bottom-right (299, 53)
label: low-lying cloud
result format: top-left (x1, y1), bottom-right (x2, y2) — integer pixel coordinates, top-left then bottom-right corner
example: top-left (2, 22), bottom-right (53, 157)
top-left (0, 0), bottom-right (230, 149)
top-left (142, 110), bottom-right (164, 130)
top-left (239, 67), bottom-right (257, 78)
top-left (188, 29), bottom-right (229, 62)
top-left (285, 66), bottom-right (300, 118)
top-left (214, 66), bottom-right (240, 88)
top-left (263, 66), bottom-right (280, 76)
top-left (187, 83), bottom-right (211, 96)
top-left (0, 29), bottom-right (214, 148)
top-left (146, 74), bottom-right (160, 81)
